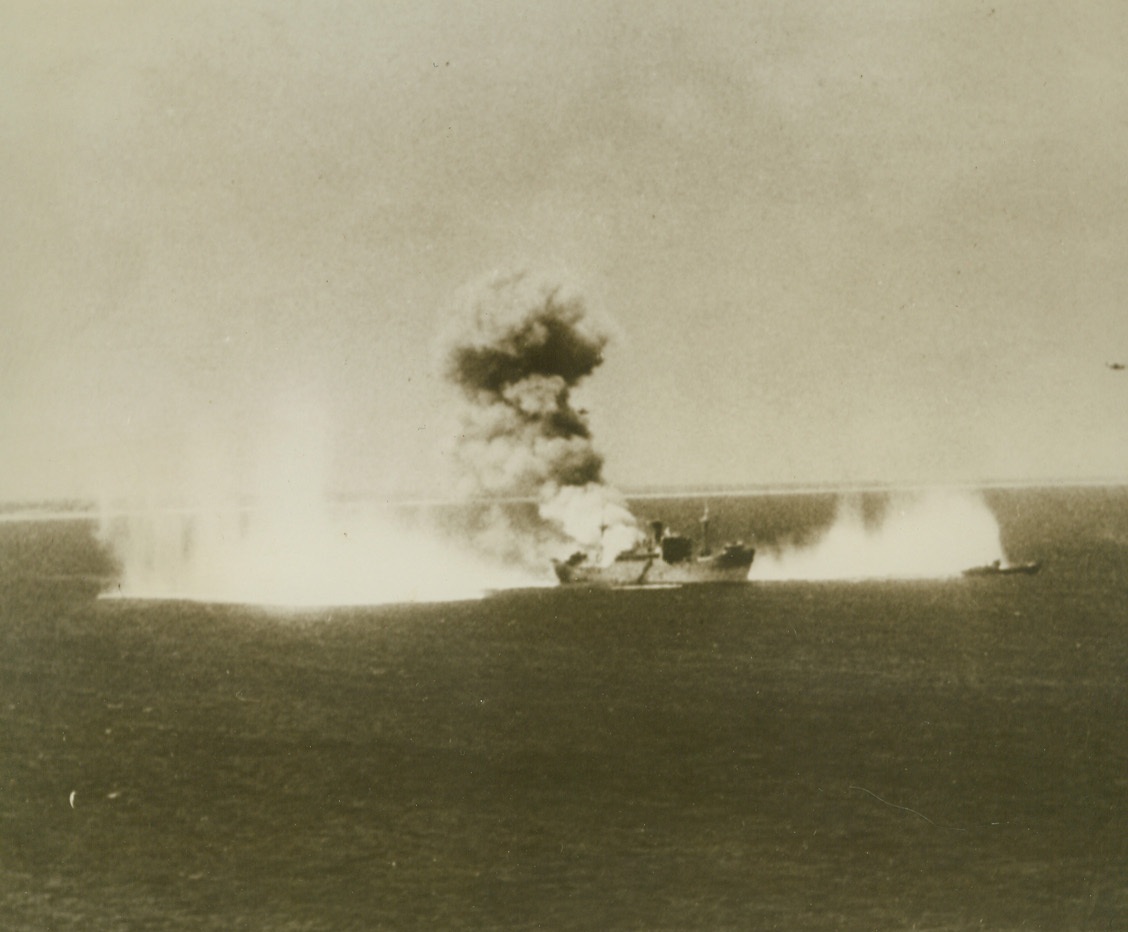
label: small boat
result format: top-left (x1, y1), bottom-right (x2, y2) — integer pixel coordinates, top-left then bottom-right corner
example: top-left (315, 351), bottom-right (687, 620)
top-left (962, 559), bottom-right (1042, 577)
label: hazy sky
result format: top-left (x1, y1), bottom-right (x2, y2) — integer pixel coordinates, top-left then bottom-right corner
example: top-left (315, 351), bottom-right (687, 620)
top-left (4, 0), bottom-right (1127, 501)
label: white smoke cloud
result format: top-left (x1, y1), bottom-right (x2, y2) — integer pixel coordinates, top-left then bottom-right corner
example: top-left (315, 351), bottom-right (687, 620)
top-left (538, 482), bottom-right (639, 564)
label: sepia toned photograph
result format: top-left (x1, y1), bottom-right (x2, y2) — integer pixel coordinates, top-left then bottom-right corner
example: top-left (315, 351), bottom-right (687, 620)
top-left (3, 2), bottom-right (1126, 928)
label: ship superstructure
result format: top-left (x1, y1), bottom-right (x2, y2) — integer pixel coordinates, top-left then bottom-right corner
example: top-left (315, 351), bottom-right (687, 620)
top-left (552, 506), bottom-right (754, 587)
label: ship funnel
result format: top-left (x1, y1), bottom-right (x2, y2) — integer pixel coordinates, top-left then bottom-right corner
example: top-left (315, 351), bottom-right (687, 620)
top-left (649, 520), bottom-right (665, 545)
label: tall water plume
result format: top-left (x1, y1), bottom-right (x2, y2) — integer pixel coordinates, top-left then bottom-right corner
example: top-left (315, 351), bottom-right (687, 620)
top-left (98, 400), bottom-right (535, 606)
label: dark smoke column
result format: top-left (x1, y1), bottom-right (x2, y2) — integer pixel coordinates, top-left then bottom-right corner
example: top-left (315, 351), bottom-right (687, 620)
top-left (440, 269), bottom-right (638, 561)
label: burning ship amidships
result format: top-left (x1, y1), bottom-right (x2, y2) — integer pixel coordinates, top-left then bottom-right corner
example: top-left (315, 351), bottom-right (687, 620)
top-left (553, 506), bottom-right (755, 587)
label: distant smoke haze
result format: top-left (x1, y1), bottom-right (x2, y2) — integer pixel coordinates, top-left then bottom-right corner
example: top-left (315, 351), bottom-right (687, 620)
top-left (439, 270), bottom-right (640, 564)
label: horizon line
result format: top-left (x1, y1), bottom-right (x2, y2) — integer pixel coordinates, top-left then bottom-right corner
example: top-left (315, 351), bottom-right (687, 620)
top-left (2, 475), bottom-right (1127, 522)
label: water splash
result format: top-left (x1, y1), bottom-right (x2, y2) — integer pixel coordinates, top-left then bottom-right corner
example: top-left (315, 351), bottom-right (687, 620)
top-left (99, 502), bottom-right (542, 607)
top-left (97, 399), bottom-right (542, 607)
top-left (749, 490), bottom-right (1006, 581)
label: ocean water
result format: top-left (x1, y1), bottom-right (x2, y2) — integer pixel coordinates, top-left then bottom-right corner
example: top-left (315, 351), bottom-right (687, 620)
top-left (1, 487), bottom-right (1126, 930)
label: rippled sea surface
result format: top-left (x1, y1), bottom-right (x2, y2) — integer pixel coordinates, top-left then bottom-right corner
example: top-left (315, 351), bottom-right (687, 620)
top-left (2, 487), bottom-right (1127, 929)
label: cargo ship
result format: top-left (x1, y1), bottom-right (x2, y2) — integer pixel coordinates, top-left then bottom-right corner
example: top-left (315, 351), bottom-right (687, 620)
top-left (552, 507), bottom-right (755, 587)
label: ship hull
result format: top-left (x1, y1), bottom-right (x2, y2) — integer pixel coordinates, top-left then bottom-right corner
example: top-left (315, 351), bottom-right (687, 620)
top-left (553, 549), bottom-right (754, 587)
top-left (962, 561), bottom-right (1042, 577)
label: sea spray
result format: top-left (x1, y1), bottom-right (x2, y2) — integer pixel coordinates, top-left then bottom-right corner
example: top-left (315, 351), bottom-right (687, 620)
top-left (98, 400), bottom-right (538, 606)
top-left (749, 489), bottom-right (1007, 580)
top-left (100, 501), bottom-right (533, 606)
